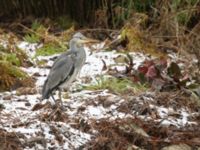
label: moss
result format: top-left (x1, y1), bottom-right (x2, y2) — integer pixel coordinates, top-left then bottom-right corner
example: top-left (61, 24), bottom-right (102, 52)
top-left (83, 76), bottom-right (148, 95)
top-left (35, 43), bottom-right (66, 57)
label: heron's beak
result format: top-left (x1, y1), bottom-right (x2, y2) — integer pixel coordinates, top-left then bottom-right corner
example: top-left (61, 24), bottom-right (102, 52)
top-left (80, 38), bottom-right (99, 44)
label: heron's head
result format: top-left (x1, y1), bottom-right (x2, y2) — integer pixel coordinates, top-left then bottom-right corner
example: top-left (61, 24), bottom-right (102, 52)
top-left (69, 33), bottom-right (99, 51)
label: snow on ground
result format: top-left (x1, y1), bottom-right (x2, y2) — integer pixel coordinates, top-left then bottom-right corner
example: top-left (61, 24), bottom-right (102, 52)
top-left (18, 41), bottom-right (43, 58)
top-left (0, 41), bottom-right (198, 149)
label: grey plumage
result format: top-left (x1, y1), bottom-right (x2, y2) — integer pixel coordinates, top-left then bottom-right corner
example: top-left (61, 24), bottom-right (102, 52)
top-left (42, 51), bottom-right (76, 99)
top-left (42, 33), bottom-right (96, 103)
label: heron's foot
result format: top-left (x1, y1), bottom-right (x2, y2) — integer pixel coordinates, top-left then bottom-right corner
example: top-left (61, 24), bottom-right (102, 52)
top-left (50, 104), bottom-right (58, 110)
top-left (50, 103), bottom-right (66, 111)
top-left (54, 98), bottom-right (67, 111)
top-left (59, 101), bottom-right (66, 111)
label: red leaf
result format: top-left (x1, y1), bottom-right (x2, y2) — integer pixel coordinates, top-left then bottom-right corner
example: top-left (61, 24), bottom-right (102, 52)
top-left (143, 60), bottom-right (154, 67)
top-left (138, 66), bottom-right (148, 74)
top-left (145, 65), bottom-right (158, 79)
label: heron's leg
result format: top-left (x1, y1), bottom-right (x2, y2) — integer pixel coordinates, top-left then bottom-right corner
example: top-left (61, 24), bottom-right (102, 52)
top-left (58, 90), bottom-right (64, 109)
top-left (50, 94), bottom-right (56, 103)
top-left (50, 94), bottom-right (57, 108)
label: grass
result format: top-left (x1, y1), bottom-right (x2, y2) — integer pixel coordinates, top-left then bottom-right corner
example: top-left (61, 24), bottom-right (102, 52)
top-left (0, 45), bottom-right (28, 67)
top-left (5, 53), bottom-right (21, 66)
top-left (56, 16), bottom-right (74, 29)
top-left (35, 43), bottom-right (66, 57)
top-left (0, 41), bottom-right (29, 91)
top-left (35, 59), bottom-right (47, 66)
top-left (31, 20), bottom-right (43, 30)
top-left (0, 61), bottom-right (28, 91)
top-left (83, 76), bottom-right (148, 95)
top-left (171, 0), bottom-right (199, 25)
top-left (0, 61), bottom-right (27, 78)
top-left (0, 52), bottom-right (20, 66)
top-left (23, 34), bottom-right (40, 43)
top-left (23, 20), bottom-right (69, 53)
top-left (23, 20), bottom-right (45, 43)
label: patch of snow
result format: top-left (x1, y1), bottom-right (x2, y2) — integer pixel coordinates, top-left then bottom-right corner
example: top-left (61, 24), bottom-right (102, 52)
top-left (81, 48), bottom-right (117, 77)
top-left (130, 52), bottom-right (147, 69)
top-left (21, 67), bottom-right (49, 76)
top-left (156, 107), bottom-right (196, 127)
top-left (18, 41), bottom-right (43, 58)
top-left (37, 53), bottom-right (60, 61)
top-left (157, 107), bottom-right (169, 118)
top-left (87, 106), bottom-right (104, 117)
top-left (92, 42), bottom-right (106, 50)
top-left (177, 110), bottom-right (190, 126)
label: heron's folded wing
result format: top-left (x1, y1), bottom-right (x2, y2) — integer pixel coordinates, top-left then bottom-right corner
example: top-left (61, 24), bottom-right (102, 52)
top-left (50, 51), bottom-right (72, 69)
top-left (42, 54), bottom-right (74, 98)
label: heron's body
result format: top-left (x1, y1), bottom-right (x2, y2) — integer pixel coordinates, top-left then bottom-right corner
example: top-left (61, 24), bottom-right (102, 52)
top-left (41, 33), bottom-right (92, 103)
top-left (58, 46), bottom-right (86, 90)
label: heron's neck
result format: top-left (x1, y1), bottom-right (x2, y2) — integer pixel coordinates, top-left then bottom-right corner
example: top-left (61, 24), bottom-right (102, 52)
top-left (70, 44), bottom-right (85, 54)
top-left (77, 47), bottom-right (86, 57)
top-left (70, 44), bottom-right (76, 52)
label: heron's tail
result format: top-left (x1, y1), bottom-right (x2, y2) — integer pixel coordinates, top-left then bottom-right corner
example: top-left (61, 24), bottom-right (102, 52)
top-left (42, 82), bottom-right (51, 100)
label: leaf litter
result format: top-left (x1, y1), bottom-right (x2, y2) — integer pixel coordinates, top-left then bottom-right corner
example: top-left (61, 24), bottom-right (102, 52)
top-left (0, 39), bottom-right (199, 150)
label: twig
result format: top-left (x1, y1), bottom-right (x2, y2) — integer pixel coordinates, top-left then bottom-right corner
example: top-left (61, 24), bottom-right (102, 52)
top-left (79, 28), bottom-right (119, 33)
top-left (18, 23), bottom-right (44, 38)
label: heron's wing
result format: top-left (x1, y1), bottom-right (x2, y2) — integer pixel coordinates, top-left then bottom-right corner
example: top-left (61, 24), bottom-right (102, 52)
top-left (42, 52), bottom-right (75, 99)
top-left (51, 50), bottom-right (72, 68)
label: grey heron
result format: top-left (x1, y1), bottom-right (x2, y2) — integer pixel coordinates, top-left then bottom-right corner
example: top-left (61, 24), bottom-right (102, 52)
top-left (42, 33), bottom-right (98, 107)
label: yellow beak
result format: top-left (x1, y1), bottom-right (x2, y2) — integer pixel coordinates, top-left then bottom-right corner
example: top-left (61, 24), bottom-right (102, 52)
top-left (79, 38), bottom-right (99, 44)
